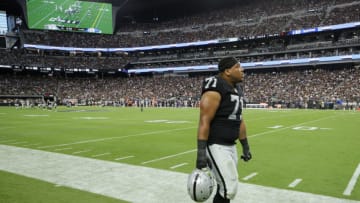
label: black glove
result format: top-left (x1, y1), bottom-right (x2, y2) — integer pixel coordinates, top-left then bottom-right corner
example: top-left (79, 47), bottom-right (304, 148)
top-left (196, 140), bottom-right (207, 169)
top-left (240, 138), bottom-right (252, 162)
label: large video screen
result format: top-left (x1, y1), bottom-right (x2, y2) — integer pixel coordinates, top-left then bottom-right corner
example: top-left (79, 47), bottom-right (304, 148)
top-left (0, 11), bottom-right (7, 35)
top-left (26, 0), bottom-right (113, 34)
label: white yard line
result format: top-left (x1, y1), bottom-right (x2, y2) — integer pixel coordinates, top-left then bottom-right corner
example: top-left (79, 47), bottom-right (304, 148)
top-left (91, 152), bottom-right (111, 157)
top-left (141, 149), bottom-right (196, 165)
top-left (170, 163), bottom-right (188, 169)
top-left (9, 141), bottom-right (28, 145)
top-left (23, 143), bottom-right (42, 147)
top-left (54, 147), bottom-right (72, 152)
top-left (288, 179), bottom-right (303, 188)
top-left (343, 163), bottom-right (360, 196)
top-left (250, 115), bottom-right (336, 138)
top-left (72, 149), bottom-right (91, 155)
top-left (242, 172), bottom-right (258, 181)
top-left (0, 145), bottom-right (358, 203)
top-left (38, 127), bottom-right (195, 149)
top-left (0, 139), bottom-right (17, 143)
top-left (114, 156), bottom-right (134, 161)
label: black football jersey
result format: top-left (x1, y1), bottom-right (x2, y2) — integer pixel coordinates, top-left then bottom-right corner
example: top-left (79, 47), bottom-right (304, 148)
top-left (201, 75), bottom-right (244, 145)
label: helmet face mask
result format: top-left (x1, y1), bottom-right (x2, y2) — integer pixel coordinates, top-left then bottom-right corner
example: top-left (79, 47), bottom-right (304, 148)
top-left (187, 168), bottom-right (215, 202)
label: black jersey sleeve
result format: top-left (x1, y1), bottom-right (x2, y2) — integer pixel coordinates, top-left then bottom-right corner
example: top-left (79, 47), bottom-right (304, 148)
top-left (201, 76), bottom-right (225, 95)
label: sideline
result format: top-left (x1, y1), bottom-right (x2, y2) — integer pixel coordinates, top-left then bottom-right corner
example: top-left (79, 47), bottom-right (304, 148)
top-left (0, 145), bottom-right (359, 203)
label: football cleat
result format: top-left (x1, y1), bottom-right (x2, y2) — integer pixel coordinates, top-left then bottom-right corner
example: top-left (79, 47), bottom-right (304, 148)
top-left (187, 168), bottom-right (215, 202)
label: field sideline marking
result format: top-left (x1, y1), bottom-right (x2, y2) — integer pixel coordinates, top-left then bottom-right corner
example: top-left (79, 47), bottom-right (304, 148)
top-left (23, 143), bottom-right (42, 147)
top-left (0, 139), bottom-right (17, 143)
top-left (9, 141), bottom-right (28, 145)
top-left (343, 163), bottom-right (360, 196)
top-left (289, 179), bottom-right (303, 188)
top-left (170, 163), bottom-right (188, 169)
top-left (141, 149), bottom-right (196, 165)
top-left (72, 149), bottom-right (91, 155)
top-left (242, 172), bottom-right (258, 181)
top-left (115, 156), bottom-right (134, 161)
top-left (37, 127), bottom-right (195, 149)
top-left (91, 152), bottom-right (111, 157)
top-left (1, 145), bottom-right (359, 203)
top-left (54, 147), bottom-right (72, 152)
top-left (250, 115), bottom-right (336, 139)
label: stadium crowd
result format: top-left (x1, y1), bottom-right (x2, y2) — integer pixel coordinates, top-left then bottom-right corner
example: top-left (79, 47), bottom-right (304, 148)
top-left (1, 65), bottom-right (359, 109)
top-left (1, 0), bottom-right (360, 110)
top-left (21, 0), bottom-right (360, 48)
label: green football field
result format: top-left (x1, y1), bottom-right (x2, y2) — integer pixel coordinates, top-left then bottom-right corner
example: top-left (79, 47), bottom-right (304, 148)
top-left (0, 106), bottom-right (359, 202)
top-left (26, 0), bottom-right (113, 34)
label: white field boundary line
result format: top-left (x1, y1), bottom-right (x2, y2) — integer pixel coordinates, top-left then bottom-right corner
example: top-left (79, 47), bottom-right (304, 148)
top-left (114, 156), bottom-right (134, 161)
top-left (343, 163), bottom-right (360, 196)
top-left (242, 172), bottom-right (258, 181)
top-left (54, 147), bottom-right (72, 152)
top-left (141, 149), bottom-right (196, 165)
top-left (1, 145), bottom-right (359, 203)
top-left (72, 149), bottom-right (91, 155)
top-left (0, 139), bottom-right (17, 144)
top-left (250, 115), bottom-right (336, 139)
top-left (288, 179), bottom-right (303, 188)
top-left (91, 152), bottom-right (111, 158)
top-left (9, 141), bottom-right (28, 145)
top-left (170, 163), bottom-right (188, 169)
top-left (38, 127), bottom-right (195, 149)
top-left (23, 143), bottom-right (42, 147)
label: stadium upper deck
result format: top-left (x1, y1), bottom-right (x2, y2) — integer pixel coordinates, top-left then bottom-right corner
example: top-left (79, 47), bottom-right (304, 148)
top-left (20, 0), bottom-right (360, 48)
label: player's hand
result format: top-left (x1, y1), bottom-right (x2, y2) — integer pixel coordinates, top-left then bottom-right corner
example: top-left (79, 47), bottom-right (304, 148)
top-left (196, 150), bottom-right (207, 169)
top-left (196, 157), bottom-right (207, 169)
top-left (241, 151), bottom-right (252, 162)
top-left (196, 140), bottom-right (208, 169)
top-left (240, 138), bottom-right (252, 162)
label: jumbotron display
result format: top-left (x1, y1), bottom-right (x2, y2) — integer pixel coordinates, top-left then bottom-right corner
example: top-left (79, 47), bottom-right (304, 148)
top-left (26, 0), bottom-right (113, 34)
top-left (0, 10), bottom-right (7, 35)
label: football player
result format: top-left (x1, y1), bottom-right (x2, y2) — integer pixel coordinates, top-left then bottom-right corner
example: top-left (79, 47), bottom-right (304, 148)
top-left (196, 56), bottom-right (252, 203)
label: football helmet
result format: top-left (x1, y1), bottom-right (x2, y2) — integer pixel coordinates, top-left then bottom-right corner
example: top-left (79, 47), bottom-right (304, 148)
top-left (187, 168), bottom-right (215, 202)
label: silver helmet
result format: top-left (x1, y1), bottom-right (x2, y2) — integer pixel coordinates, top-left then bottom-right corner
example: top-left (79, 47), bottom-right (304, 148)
top-left (187, 168), bottom-right (215, 202)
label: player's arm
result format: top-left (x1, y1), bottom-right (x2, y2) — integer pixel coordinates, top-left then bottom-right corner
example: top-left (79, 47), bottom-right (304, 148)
top-left (196, 91), bottom-right (221, 169)
top-left (239, 119), bottom-right (247, 140)
top-left (239, 119), bottom-right (252, 161)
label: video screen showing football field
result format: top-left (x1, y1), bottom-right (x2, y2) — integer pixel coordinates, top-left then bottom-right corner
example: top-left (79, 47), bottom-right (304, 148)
top-left (26, 0), bottom-right (113, 34)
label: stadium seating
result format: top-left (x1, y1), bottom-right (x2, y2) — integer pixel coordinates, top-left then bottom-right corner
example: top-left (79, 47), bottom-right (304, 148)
top-left (1, 0), bottom-right (360, 109)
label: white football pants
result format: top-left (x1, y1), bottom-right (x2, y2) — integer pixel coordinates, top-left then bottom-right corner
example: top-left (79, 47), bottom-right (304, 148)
top-left (207, 144), bottom-right (239, 200)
